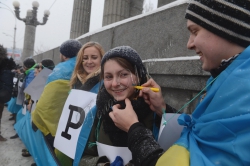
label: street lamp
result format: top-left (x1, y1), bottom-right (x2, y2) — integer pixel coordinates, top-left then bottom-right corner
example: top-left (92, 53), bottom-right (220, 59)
top-left (0, 3), bottom-right (17, 60)
top-left (13, 1), bottom-right (50, 61)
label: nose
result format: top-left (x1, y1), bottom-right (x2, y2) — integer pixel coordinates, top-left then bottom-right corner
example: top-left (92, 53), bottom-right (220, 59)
top-left (187, 35), bottom-right (195, 50)
top-left (111, 77), bottom-right (120, 87)
top-left (86, 58), bottom-right (92, 63)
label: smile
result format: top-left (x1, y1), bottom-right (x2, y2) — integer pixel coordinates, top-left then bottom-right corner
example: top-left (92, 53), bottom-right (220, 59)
top-left (112, 87), bottom-right (127, 93)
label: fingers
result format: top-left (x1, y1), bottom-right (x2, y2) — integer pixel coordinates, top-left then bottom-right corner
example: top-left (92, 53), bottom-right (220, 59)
top-left (109, 111), bottom-right (115, 121)
top-left (112, 104), bottom-right (120, 110)
top-left (141, 78), bottom-right (160, 88)
top-left (124, 98), bottom-right (132, 109)
top-left (141, 87), bottom-right (155, 96)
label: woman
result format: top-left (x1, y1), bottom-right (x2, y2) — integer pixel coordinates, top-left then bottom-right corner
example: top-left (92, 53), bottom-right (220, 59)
top-left (69, 41), bottom-right (105, 89)
top-left (77, 46), bottom-right (169, 166)
top-left (59, 41), bottom-right (104, 166)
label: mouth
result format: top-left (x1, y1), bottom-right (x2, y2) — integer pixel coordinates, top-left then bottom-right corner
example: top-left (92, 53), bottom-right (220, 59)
top-left (86, 66), bottom-right (95, 70)
top-left (112, 87), bottom-right (128, 94)
top-left (196, 51), bottom-right (203, 57)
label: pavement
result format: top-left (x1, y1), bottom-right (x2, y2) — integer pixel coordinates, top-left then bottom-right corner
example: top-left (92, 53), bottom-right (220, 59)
top-left (0, 106), bottom-right (34, 166)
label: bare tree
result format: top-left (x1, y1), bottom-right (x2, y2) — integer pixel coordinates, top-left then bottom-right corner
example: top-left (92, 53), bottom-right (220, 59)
top-left (34, 44), bottom-right (50, 55)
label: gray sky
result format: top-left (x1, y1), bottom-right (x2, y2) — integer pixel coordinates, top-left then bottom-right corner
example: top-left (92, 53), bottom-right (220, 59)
top-left (0, 0), bottom-right (157, 54)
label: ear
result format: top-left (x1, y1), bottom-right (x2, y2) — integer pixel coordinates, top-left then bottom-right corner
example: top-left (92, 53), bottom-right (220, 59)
top-left (60, 54), bottom-right (69, 61)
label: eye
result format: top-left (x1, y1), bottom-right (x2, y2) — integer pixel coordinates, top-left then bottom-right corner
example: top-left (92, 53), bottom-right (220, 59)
top-left (104, 75), bottom-right (113, 81)
top-left (119, 72), bottom-right (129, 78)
top-left (92, 56), bottom-right (98, 60)
top-left (83, 57), bottom-right (88, 60)
top-left (192, 30), bottom-right (197, 35)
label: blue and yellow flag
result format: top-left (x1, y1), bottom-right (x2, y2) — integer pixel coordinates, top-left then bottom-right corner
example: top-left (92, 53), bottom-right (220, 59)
top-left (157, 46), bottom-right (250, 166)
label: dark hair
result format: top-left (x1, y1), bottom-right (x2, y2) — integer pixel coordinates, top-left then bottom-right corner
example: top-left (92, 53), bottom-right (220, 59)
top-left (101, 57), bottom-right (135, 79)
top-left (41, 59), bottom-right (55, 70)
top-left (101, 46), bottom-right (148, 85)
top-left (23, 58), bottom-right (36, 69)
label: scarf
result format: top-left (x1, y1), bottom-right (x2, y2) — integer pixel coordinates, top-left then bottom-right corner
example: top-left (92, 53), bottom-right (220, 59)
top-left (96, 85), bottom-right (153, 146)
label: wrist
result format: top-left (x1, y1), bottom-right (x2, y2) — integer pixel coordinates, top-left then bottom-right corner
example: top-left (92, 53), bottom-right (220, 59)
top-left (126, 120), bottom-right (139, 132)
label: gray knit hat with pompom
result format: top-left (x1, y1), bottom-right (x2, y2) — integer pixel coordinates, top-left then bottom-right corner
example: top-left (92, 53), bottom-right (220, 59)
top-left (59, 39), bottom-right (82, 58)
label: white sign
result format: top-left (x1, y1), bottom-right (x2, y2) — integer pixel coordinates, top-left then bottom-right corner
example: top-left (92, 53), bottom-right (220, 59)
top-left (23, 68), bottom-right (52, 112)
top-left (54, 89), bottom-right (97, 159)
top-left (16, 80), bottom-right (24, 105)
top-left (97, 142), bottom-right (132, 165)
top-left (158, 113), bottom-right (186, 151)
top-left (24, 68), bottom-right (52, 101)
top-left (13, 77), bottom-right (18, 84)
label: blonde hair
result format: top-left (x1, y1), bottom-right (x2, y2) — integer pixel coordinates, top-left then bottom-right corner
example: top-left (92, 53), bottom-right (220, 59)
top-left (69, 41), bottom-right (105, 88)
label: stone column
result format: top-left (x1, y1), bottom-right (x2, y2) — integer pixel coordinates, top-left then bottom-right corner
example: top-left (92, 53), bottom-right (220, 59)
top-left (22, 25), bottom-right (36, 59)
top-left (102, 0), bottom-right (130, 26)
top-left (130, 0), bottom-right (143, 17)
top-left (158, 0), bottom-right (176, 8)
top-left (70, 0), bottom-right (92, 39)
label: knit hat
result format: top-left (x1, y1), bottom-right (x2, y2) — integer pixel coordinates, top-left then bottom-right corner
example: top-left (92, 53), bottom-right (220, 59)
top-left (59, 39), bottom-right (82, 58)
top-left (185, 0), bottom-right (250, 48)
top-left (101, 46), bottom-right (148, 84)
top-left (41, 59), bottom-right (55, 70)
top-left (23, 58), bottom-right (36, 69)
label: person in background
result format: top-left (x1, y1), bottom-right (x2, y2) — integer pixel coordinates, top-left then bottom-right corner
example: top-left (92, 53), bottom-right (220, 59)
top-left (8, 65), bottom-right (25, 124)
top-left (27, 58), bottom-right (55, 166)
top-left (0, 45), bottom-right (16, 141)
top-left (31, 39), bottom-right (82, 166)
top-left (109, 0), bottom-right (250, 165)
top-left (34, 58), bottom-right (55, 76)
top-left (26, 58), bottom-right (55, 111)
top-left (10, 57), bottom-right (36, 139)
top-left (69, 41), bottom-right (104, 89)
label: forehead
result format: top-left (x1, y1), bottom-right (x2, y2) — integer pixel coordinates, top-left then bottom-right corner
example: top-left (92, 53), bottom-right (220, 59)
top-left (83, 46), bottom-right (99, 55)
top-left (104, 59), bottom-right (124, 72)
top-left (187, 20), bottom-right (199, 29)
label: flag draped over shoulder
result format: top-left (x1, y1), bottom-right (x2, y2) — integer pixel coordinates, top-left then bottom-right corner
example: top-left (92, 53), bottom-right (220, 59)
top-left (156, 46), bottom-right (250, 166)
top-left (32, 79), bottom-right (70, 136)
top-left (14, 112), bottom-right (60, 166)
top-left (32, 56), bottom-right (76, 136)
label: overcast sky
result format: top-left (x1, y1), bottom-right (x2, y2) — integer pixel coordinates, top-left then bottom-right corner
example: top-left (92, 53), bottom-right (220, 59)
top-left (0, 0), bottom-right (157, 54)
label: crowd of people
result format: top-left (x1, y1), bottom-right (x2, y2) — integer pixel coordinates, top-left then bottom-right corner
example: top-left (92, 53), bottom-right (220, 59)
top-left (1, 0), bottom-right (250, 165)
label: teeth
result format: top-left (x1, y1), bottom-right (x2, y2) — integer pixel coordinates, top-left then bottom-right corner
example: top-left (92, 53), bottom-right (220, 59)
top-left (114, 89), bottom-right (124, 93)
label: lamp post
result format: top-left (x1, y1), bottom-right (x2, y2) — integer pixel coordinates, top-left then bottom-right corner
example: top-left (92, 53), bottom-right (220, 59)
top-left (0, 3), bottom-right (17, 60)
top-left (13, 1), bottom-right (50, 61)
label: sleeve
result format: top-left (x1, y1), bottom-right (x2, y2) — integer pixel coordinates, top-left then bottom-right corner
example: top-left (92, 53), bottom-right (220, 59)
top-left (128, 122), bottom-right (164, 166)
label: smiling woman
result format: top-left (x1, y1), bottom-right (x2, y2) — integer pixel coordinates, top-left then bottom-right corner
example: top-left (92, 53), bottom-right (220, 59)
top-left (76, 46), bottom-right (162, 165)
top-left (69, 41), bottom-right (105, 89)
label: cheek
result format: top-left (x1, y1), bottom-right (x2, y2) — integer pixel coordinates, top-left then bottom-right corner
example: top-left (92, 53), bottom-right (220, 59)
top-left (94, 60), bottom-right (101, 67)
top-left (104, 81), bottom-right (111, 90)
top-left (126, 86), bottom-right (135, 98)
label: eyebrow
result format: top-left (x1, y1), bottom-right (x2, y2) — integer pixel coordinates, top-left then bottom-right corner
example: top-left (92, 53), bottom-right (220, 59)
top-left (83, 54), bottom-right (99, 57)
top-left (104, 69), bottom-right (126, 75)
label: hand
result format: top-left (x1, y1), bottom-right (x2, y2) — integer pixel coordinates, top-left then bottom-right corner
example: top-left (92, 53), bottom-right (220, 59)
top-left (27, 103), bottom-right (31, 112)
top-left (139, 78), bottom-right (166, 116)
top-left (109, 98), bottom-right (139, 132)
